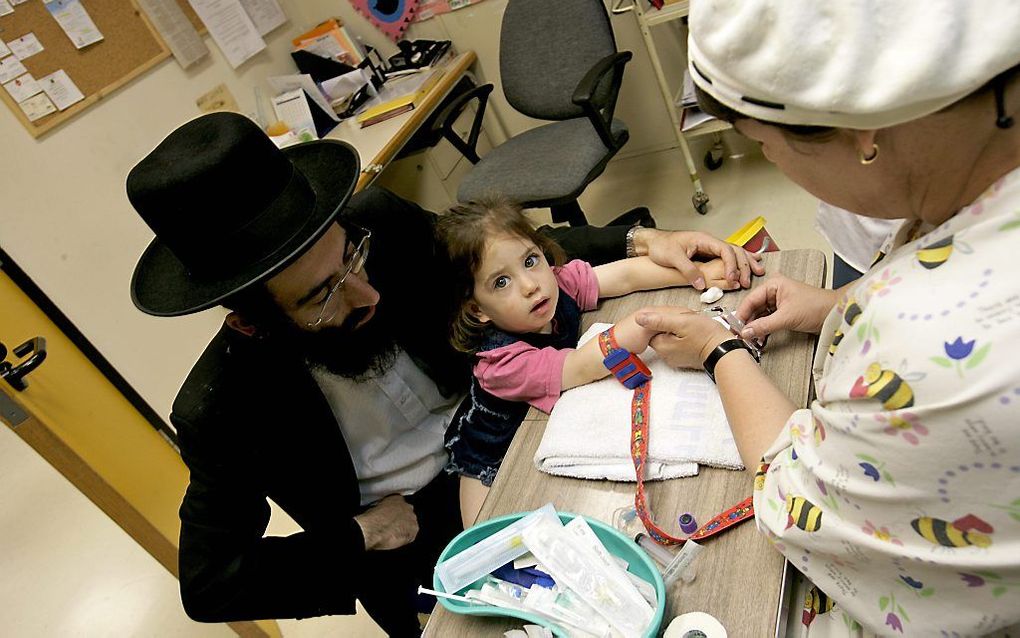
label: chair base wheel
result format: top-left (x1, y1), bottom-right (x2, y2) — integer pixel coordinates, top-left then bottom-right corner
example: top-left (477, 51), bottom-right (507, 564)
top-left (693, 192), bottom-right (710, 215)
top-left (704, 149), bottom-right (724, 171)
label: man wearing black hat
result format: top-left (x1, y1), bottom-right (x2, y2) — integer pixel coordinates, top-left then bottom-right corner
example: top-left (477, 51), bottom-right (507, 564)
top-left (126, 112), bottom-right (761, 634)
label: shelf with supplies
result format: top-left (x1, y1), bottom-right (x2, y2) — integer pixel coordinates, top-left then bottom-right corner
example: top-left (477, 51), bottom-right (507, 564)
top-left (613, 0), bottom-right (730, 214)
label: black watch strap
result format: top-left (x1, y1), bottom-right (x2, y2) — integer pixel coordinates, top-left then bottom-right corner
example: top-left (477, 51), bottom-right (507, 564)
top-left (703, 339), bottom-right (753, 382)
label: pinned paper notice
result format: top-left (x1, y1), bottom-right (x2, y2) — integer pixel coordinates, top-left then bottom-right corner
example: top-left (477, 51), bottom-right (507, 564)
top-left (3, 73), bottom-right (42, 102)
top-left (188, 0), bottom-right (266, 69)
top-left (7, 33), bottom-right (45, 61)
top-left (45, 0), bottom-right (104, 50)
top-left (0, 40), bottom-right (10, 59)
top-left (238, 0), bottom-right (286, 36)
top-left (39, 69), bottom-right (84, 110)
top-left (0, 56), bottom-right (28, 84)
top-left (136, 0), bottom-right (209, 69)
top-left (18, 92), bottom-right (57, 122)
top-left (0, 0), bottom-right (13, 17)
top-left (11, 0), bottom-right (29, 4)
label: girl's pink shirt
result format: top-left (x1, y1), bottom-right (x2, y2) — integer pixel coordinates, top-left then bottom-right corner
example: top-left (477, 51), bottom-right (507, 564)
top-left (472, 259), bottom-right (599, 413)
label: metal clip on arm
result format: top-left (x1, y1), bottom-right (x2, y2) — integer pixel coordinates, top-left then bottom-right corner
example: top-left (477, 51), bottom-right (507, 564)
top-left (703, 306), bottom-right (764, 361)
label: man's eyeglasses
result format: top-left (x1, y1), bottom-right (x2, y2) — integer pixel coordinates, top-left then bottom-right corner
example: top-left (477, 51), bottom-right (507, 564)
top-left (306, 225), bottom-right (371, 328)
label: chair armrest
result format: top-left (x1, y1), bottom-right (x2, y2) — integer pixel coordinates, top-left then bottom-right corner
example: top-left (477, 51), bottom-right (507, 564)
top-left (572, 51), bottom-right (632, 150)
top-left (433, 83), bottom-right (494, 164)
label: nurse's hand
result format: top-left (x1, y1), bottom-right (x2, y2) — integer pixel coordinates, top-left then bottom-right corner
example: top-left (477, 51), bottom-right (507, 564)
top-left (736, 275), bottom-right (838, 340)
top-left (633, 229), bottom-right (764, 291)
top-left (354, 494), bottom-right (419, 551)
top-left (636, 307), bottom-right (734, 370)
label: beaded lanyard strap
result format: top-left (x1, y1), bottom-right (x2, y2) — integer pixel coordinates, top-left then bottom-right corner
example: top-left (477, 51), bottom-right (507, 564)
top-left (598, 326), bottom-right (755, 546)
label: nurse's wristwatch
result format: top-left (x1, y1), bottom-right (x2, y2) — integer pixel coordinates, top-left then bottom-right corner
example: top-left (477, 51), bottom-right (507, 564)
top-left (701, 306), bottom-right (763, 382)
top-left (702, 339), bottom-right (755, 383)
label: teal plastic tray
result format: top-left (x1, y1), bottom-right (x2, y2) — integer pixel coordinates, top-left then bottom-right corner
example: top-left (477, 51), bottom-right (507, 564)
top-left (433, 511), bottom-right (666, 637)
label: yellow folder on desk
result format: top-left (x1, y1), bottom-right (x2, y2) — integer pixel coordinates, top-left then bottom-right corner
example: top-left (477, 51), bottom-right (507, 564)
top-left (356, 68), bottom-right (446, 127)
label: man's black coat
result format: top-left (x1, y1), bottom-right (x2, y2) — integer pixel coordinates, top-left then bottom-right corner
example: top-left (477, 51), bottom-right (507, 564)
top-left (172, 188), bottom-right (628, 621)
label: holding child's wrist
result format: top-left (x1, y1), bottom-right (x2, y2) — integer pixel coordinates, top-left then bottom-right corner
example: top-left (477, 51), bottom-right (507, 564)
top-left (629, 227), bottom-right (653, 257)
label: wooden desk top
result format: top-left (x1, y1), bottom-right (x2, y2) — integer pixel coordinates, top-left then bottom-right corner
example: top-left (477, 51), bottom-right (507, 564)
top-left (425, 249), bottom-right (827, 637)
top-left (324, 51), bottom-right (477, 192)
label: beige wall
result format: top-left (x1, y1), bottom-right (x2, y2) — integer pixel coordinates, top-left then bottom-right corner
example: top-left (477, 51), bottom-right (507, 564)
top-left (0, 0), bottom-right (686, 425)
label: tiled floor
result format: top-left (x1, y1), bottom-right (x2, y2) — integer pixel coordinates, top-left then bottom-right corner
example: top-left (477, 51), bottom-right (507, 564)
top-left (0, 133), bottom-right (829, 637)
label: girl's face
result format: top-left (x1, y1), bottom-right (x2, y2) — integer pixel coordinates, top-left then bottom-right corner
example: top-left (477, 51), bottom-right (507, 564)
top-left (471, 233), bottom-right (559, 335)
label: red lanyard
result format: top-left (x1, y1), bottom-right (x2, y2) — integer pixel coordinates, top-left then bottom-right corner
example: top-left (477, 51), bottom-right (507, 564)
top-left (598, 327), bottom-right (755, 546)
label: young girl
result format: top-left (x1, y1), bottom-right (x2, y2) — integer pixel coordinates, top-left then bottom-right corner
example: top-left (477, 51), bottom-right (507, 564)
top-left (436, 199), bottom-right (735, 526)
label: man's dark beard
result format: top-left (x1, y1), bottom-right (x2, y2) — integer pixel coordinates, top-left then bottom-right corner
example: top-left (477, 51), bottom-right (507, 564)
top-left (273, 304), bottom-right (399, 381)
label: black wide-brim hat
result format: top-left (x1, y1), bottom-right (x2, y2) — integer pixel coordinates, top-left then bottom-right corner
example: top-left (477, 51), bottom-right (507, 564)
top-left (128, 112), bottom-right (360, 316)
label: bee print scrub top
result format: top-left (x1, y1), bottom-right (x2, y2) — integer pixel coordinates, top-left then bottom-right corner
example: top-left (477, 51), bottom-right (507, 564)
top-left (755, 166), bottom-right (1020, 636)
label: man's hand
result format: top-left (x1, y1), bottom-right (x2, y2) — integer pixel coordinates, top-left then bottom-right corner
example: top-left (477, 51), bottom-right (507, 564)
top-left (735, 274), bottom-right (838, 340)
top-left (354, 494), bottom-right (419, 551)
top-left (633, 228), bottom-right (765, 290)
top-left (635, 306), bottom-right (734, 370)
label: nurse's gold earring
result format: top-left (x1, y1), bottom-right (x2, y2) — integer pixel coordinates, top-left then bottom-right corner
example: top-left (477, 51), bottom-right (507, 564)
top-left (859, 144), bottom-right (880, 165)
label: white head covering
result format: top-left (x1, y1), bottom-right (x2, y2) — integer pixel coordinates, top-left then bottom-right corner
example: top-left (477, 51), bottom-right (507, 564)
top-left (688, 0), bottom-right (1020, 129)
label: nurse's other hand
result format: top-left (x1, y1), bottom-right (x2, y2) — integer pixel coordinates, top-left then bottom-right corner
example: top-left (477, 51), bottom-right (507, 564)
top-left (633, 228), bottom-right (765, 290)
top-left (636, 307), bottom-right (733, 370)
top-left (735, 275), bottom-right (838, 340)
top-left (355, 494), bottom-right (419, 551)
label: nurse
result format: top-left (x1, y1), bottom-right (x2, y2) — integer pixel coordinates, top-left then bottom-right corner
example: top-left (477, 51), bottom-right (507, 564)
top-left (637, 1), bottom-right (1020, 634)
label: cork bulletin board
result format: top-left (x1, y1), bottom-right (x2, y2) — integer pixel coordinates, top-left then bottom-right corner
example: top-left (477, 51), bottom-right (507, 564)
top-left (0, 1), bottom-right (206, 138)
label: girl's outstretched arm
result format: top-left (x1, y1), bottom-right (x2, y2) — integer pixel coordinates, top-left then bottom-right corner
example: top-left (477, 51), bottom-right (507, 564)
top-left (594, 256), bottom-right (737, 298)
top-left (560, 311), bottom-right (657, 391)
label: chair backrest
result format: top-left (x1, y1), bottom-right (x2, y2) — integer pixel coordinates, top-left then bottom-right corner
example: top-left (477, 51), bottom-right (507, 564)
top-left (499, 0), bottom-right (618, 121)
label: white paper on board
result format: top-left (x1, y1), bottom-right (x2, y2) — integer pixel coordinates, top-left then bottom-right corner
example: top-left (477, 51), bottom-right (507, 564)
top-left (3, 73), bottom-right (42, 102)
top-left (0, 56), bottom-right (28, 84)
top-left (0, 0), bottom-right (13, 17)
top-left (39, 69), bottom-right (85, 110)
top-left (187, 0), bottom-right (266, 69)
top-left (136, 0), bottom-right (209, 69)
top-left (44, 0), bottom-right (105, 49)
top-left (7, 32), bottom-right (45, 61)
top-left (18, 92), bottom-right (57, 122)
top-left (238, 0), bottom-right (286, 36)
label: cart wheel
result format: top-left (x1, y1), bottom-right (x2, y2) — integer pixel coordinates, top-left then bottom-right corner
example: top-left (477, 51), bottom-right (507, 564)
top-left (704, 149), bottom-right (724, 171)
top-left (692, 191), bottom-right (710, 215)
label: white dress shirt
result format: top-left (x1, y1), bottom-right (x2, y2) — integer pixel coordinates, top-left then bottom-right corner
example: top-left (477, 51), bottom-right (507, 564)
top-left (311, 349), bottom-right (462, 505)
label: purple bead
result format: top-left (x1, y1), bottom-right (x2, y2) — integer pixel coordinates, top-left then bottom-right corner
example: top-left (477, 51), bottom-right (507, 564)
top-left (678, 513), bottom-right (698, 534)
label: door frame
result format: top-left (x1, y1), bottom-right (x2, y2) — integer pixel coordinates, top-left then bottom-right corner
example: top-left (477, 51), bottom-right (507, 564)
top-left (0, 248), bottom-right (278, 638)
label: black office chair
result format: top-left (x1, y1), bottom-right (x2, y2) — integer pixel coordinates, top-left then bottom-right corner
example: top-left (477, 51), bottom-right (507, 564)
top-left (435, 0), bottom-right (647, 227)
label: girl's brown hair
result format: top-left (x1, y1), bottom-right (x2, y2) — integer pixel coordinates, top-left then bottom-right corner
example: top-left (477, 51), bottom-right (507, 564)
top-left (436, 197), bottom-right (565, 353)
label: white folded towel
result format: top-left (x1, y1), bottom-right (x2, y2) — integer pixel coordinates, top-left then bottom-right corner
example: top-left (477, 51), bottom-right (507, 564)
top-left (534, 323), bottom-right (743, 481)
